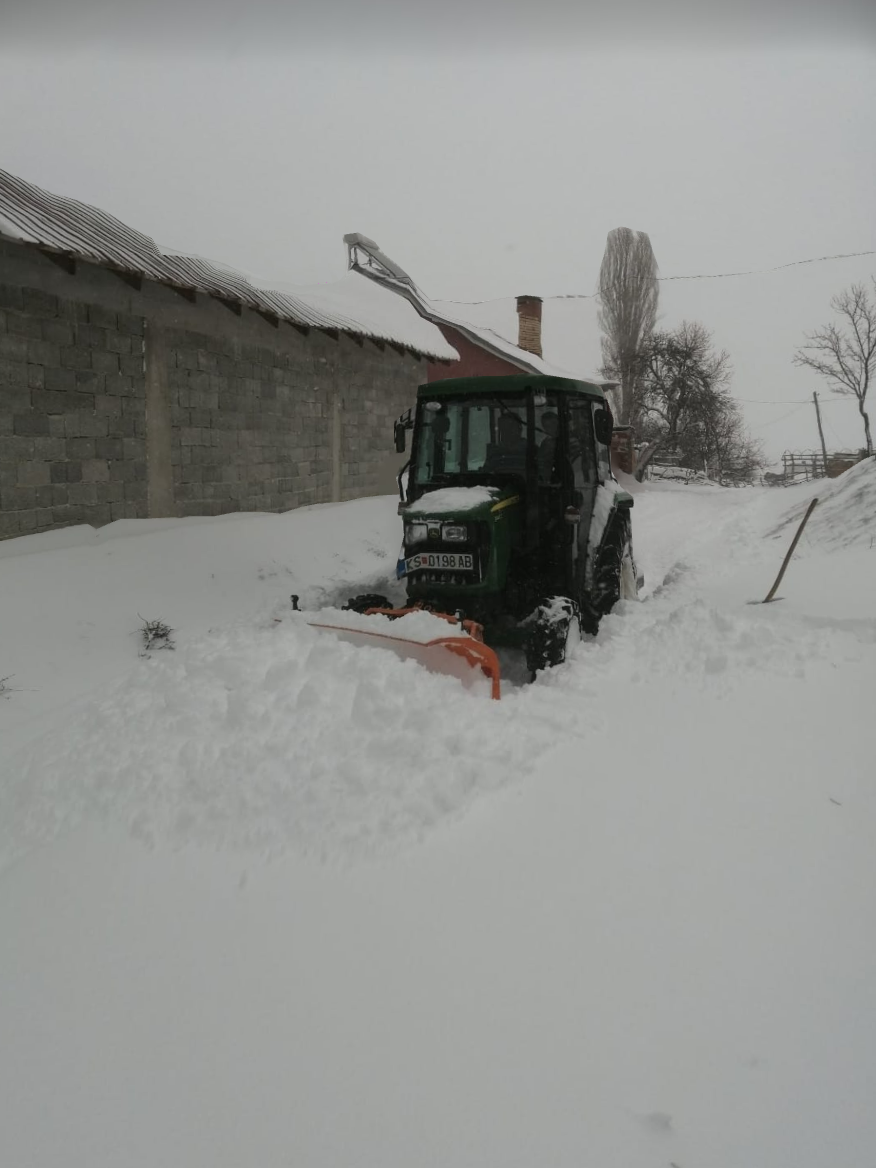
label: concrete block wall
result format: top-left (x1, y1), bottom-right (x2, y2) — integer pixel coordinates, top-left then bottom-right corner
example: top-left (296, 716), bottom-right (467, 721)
top-left (0, 238), bottom-right (427, 539)
top-left (0, 281), bottom-right (147, 539)
top-left (163, 326), bottom-right (333, 517)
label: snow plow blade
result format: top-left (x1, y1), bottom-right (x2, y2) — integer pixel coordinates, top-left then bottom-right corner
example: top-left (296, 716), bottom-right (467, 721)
top-left (307, 607), bottom-right (501, 699)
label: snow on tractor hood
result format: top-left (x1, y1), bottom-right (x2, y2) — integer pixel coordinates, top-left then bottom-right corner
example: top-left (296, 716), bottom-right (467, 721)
top-left (406, 486), bottom-right (506, 516)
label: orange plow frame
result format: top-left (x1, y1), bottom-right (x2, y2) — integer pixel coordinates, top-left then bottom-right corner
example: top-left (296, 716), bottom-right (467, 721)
top-left (309, 605), bottom-right (502, 699)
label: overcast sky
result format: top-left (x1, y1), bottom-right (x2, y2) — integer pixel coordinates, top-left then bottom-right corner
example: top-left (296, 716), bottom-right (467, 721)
top-left (1, 2), bottom-right (874, 460)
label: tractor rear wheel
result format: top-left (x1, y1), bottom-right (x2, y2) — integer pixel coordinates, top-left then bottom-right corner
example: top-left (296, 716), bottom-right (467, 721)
top-left (592, 515), bottom-right (637, 617)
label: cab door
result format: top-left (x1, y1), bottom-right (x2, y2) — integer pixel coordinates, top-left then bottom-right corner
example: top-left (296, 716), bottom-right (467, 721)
top-left (565, 396), bottom-right (599, 589)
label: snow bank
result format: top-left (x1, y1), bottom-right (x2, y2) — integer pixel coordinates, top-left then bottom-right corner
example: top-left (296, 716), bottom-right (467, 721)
top-left (0, 614), bottom-right (559, 868)
top-left (769, 454), bottom-right (876, 551)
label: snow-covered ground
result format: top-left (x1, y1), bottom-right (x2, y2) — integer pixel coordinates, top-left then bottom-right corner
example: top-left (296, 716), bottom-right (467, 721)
top-left (1, 461), bottom-right (874, 1168)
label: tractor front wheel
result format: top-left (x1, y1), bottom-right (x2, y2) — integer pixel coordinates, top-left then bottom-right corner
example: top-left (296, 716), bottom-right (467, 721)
top-left (524, 597), bottom-right (580, 679)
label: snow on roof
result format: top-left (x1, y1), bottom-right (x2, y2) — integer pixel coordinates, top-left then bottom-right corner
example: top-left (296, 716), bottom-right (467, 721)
top-left (346, 234), bottom-right (605, 382)
top-left (0, 169), bottom-right (457, 361)
top-left (430, 298), bottom-right (579, 379)
top-left (431, 295), bottom-right (606, 384)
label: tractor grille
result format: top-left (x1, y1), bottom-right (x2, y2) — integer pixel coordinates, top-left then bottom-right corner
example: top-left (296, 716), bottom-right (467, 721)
top-left (406, 521), bottom-right (490, 586)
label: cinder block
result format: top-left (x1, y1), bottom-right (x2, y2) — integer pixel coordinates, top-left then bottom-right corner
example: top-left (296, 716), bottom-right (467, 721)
top-left (31, 389), bottom-right (67, 415)
top-left (81, 459), bottom-right (110, 483)
top-left (57, 300), bottom-right (89, 324)
top-left (0, 511), bottom-right (22, 538)
top-left (26, 364), bottom-right (45, 389)
top-left (75, 323), bottom-right (108, 349)
top-left (7, 314), bottom-right (42, 340)
top-left (13, 411), bottom-right (49, 437)
top-left (26, 339), bottom-right (62, 366)
top-left (76, 413), bottom-right (109, 438)
top-left (0, 485), bottom-right (36, 510)
top-left (94, 394), bottom-right (123, 416)
top-left (92, 351), bottom-right (120, 376)
top-left (109, 459), bottom-right (136, 482)
top-left (106, 331), bottom-right (132, 355)
top-left (41, 320), bottom-right (75, 346)
top-left (124, 481), bottom-right (147, 504)
top-left (59, 346), bottom-right (93, 371)
top-left (67, 483), bottom-right (98, 506)
top-left (66, 437), bottom-right (95, 460)
top-left (0, 359), bottom-right (28, 388)
top-left (33, 437), bottom-right (65, 460)
top-left (87, 304), bottom-right (117, 330)
top-left (22, 288), bottom-right (59, 318)
top-left (119, 354), bottom-right (143, 377)
top-left (115, 312), bottom-right (144, 336)
top-left (0, 284), bottom-right (25, 312)
top-left (89, 503), bottom-right (113, 527)
top-left (94, 436), bottom-right (123, 460)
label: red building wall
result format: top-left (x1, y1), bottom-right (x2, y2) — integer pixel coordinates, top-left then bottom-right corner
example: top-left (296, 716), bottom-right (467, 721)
top-left (427, 324), bottom-right (525, 382)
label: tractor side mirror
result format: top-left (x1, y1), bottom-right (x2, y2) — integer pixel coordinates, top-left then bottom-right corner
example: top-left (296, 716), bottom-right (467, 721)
top-left (394, 422), bottom-right (406, 453)
top-left (594, 408), bottom-right (613, 447)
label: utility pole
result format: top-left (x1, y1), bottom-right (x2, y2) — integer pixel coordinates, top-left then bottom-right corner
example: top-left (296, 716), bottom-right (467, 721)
top-left (813, 391), bottom-right (829, 477)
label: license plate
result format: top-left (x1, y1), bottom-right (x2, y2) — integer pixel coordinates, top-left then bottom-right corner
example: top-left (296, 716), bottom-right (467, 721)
top-left (405, 551), bottom-right (474, 573)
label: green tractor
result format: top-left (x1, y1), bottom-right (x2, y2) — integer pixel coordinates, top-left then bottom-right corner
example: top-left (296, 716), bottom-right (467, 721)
top-left (345, 373), bottom-right (639, 681)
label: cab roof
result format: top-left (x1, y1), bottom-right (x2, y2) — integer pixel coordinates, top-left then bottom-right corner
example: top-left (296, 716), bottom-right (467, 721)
top-left (417, 374), bottom-right (607, 401)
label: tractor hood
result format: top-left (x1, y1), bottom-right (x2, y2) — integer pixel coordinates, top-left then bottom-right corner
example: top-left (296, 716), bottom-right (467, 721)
top-left (405, 485), bottom-right (520, 521)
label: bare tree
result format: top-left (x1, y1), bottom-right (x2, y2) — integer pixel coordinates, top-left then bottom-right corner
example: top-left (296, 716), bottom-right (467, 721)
top-left (794, 279), bottom-right (876, 455)
top-left (597, 227), bottom-right (659, 426)
top-left (635, 321), bottom-right (732, 479)
top-left (686, 398), bottom-right (765, 485)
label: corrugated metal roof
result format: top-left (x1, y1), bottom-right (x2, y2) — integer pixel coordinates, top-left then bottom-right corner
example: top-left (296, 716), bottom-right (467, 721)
top-left (345, 234), bottom-right (588, 380)
top-left (0, 169), bottom-right (457, 360)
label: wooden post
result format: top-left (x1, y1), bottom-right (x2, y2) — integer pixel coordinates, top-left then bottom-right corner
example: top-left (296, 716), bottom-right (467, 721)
top-left (813, 391), bottom-right (829, 476)
top-left (762, 497), bottom-right (819, 603)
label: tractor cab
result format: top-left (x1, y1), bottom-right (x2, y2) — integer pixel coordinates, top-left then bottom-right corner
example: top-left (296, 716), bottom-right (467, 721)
top-left (397, 375), bottom-right (617, 628)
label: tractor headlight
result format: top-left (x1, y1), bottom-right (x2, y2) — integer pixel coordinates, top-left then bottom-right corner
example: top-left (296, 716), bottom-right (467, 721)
top-left (405, 522), bottom-right (428, 544)
top-left (442, 524), bottom-right (468, 542)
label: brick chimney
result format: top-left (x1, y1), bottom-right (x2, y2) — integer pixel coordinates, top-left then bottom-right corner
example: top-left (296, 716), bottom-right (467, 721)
top-left (516, 295), bottom-right (543, 358)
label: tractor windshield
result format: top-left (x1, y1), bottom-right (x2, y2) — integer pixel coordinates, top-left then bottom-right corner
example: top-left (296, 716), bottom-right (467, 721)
top-left (413, 395), bottom-right (559, 489)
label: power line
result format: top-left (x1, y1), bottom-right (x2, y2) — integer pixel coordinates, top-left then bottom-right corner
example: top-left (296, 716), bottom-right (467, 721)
top-left (751, 403), bottom-right (811, 428)
top-left (734, 395), bottom-right (845, 404)
top-left (435, 247), bottom-right (874, 306)
top-left (650, 248), bottom-right (875, 284)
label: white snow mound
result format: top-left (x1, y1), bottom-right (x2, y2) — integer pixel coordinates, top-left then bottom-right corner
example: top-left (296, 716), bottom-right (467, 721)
top-left (770, 455), bottom-right (876, 551)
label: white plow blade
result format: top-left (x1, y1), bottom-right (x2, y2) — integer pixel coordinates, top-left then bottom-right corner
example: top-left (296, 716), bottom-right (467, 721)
top-left (307, 619), bottom-right (501, 699)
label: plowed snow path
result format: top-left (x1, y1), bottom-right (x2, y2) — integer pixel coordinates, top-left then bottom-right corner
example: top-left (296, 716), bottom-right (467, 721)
top-left (1, 476), bottom-right (873, 865)
top-left (1, 473), bottom-right (874, 1168)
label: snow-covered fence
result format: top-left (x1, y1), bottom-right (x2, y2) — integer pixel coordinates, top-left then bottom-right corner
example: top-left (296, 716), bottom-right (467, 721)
top-left (763, 450), bottom-right (868, 487)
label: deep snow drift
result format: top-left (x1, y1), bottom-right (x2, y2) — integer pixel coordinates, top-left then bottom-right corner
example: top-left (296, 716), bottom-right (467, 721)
top-left (1, 462), bottom-right (874, 1168)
